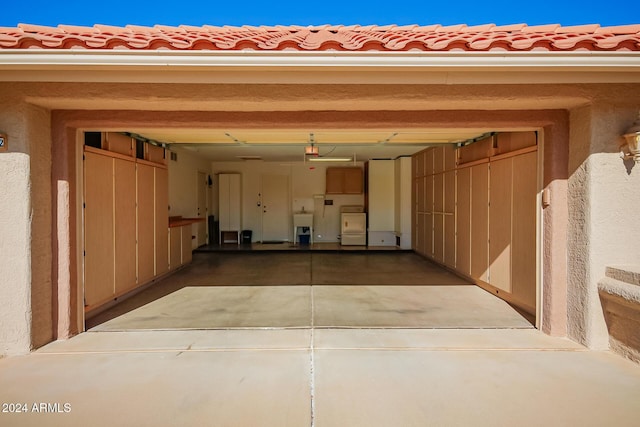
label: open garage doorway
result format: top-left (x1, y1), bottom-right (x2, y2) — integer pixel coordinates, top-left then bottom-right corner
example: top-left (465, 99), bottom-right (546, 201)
top-left (77, 127), bottom-right (538, 330)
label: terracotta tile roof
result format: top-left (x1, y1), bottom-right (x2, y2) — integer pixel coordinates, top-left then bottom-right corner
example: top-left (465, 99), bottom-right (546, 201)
top-left (0, 23), bottom-right (639, 51)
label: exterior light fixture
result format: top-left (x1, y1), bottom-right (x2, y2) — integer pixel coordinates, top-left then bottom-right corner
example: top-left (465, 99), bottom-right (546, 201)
top-left (621, 112), bottom-right (640, 163)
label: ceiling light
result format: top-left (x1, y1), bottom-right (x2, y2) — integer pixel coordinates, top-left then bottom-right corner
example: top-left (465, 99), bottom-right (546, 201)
top-left (305, 145), bottom-right (319, 155)
top-left (307, 157), bottom-right (353, 162)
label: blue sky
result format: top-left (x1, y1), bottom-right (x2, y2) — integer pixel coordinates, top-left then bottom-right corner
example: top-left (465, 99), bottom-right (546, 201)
top-left (2, 0), bottom-right (636, 28)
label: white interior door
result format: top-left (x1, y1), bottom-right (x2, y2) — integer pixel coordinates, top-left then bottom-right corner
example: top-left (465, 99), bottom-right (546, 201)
top-left (262, 174), bottom-right (289, 242)
top-left (196, 171), bottom-right (207, 246)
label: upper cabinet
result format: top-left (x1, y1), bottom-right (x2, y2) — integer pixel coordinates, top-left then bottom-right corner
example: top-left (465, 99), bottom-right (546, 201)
top-left (83, 131), bottom-right (167, 166)
top-left (326, 167), bottom-right (363, 194)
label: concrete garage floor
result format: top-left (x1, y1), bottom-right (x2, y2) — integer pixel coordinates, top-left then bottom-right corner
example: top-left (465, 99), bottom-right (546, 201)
top-left (87, 252), bottom-right (530, 330)
top-left (1, 252), bottom-right (639, 426)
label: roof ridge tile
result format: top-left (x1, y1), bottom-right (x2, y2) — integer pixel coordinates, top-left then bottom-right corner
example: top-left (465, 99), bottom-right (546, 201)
top-left (94, 24), bottom-right (133, 34)
top-left (124, 24), bottom-right (158, 32)
top-left (437, 24), bottom-right (466, 32)
top-left (595, 24), bottom-right (640, 34)
top-left (18, 23), bottom-right (63, 33)
top-left (493, 23), bottom-right (528, 32)
top-left (154, 25), bottom-right (186, 32)
top-left (464, 24), bottom-right (496, 32)
top-left (555, 24), bottom-right (601, 33)
top-left (58, 24), bottom-right (97, 33)
top-left (522, 24), bottom-right (560, 33)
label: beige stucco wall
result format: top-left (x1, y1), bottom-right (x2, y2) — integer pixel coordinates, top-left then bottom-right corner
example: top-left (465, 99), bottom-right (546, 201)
top-left (567, 104), bottom-right (640, 349)
top-left (27, 104), bottom-right (53, 350)
top-left (0, 98), bottom-right (52, 356)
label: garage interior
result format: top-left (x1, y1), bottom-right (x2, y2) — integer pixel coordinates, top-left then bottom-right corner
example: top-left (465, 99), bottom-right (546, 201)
top-left (81, 127), bottom-right (539, 331)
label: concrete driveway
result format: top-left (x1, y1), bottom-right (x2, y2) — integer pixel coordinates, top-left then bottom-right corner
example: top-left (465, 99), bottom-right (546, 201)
top-left (1, 252), bottom-right (639, 426)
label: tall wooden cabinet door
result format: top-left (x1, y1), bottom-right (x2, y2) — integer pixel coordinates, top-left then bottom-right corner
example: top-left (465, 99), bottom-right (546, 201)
top-left (113, 158), bottom-right (137, 295)
top-left (137, 163), bottom-right (155, 284)
top-left (424, 175), bottom-right (434, 258)
top-left (511, 152), bottom-right (537, 309)
top-left (416, 213), bottom-right (425, 256)
top-left (470, 164), bottom-right (489, 282)
top-left (444, 171), bottom-right (456, 268)
top-left (456, 168), bottom-right (471, 276)
top-left (416, 177), bottom-right (425, 213)
top-left (489, 158), bottom-right (513, 293)
top-left (425, 148), bottom-right (434, 176)
top-left (415, 151), bottom-right (425, 177)
top-left (425, 175), bottom-right (434, 214)
top-left (433, 173), bottom-right (444, 263)
top-left (84, 152), bottom-right (115, 307)
top-left (155, 167), bottom-right (169, 276)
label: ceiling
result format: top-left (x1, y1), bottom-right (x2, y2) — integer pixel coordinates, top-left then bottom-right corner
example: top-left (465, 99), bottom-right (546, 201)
top-left (131, 128), bottom-right (494, 162)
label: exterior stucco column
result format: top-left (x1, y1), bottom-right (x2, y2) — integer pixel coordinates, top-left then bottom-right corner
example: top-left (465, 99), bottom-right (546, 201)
top-left (567, 104), bottom-right (640, 349)
top-left (0, 100), bottom-right (52, 356)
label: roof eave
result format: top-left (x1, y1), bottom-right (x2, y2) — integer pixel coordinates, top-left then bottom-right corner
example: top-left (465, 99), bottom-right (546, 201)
top-left (1, 50), bottom-right (639, 85)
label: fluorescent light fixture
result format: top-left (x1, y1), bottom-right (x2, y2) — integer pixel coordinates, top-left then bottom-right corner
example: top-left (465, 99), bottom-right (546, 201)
top-left (307, 157), bottom-right (352, 162)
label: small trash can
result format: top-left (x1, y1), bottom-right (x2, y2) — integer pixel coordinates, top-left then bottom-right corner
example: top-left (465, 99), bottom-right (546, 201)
top-left (241, 230), bottom-right (252, 244)
top-left (299, 234), bottom-right (310, 245)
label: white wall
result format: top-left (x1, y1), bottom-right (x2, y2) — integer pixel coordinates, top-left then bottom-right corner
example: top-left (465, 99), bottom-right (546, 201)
top-left (168, 146), bottom-right (212, 247)
top-left (211, 161), bottom-right (364, 242)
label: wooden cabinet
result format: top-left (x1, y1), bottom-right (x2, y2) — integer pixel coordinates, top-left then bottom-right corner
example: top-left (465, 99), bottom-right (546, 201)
top-left (114, 158), bottom-right (137, 295)
top-left (155, 168), bottom-right (169, 276)
top-left (219, 173), bottom-right (241, 243)
top-left (83, 151), bottom-right (115, 308)
top-left (83, 140), bottom-right (169, 312)
top-left (137, 163), bottom-right (156, 285)
top-left (139, 164), bottom-right (170, 281)
top-left (470, 163), bottom-right (489, 282)
top-left (169, 224), bottom-right (193, 270)
top-left (326, 167), bottom-right (363, 194)
top-left (511, 151), bottom-right (538, 310)
top-left (412, 132), bottom-right (538, 316)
